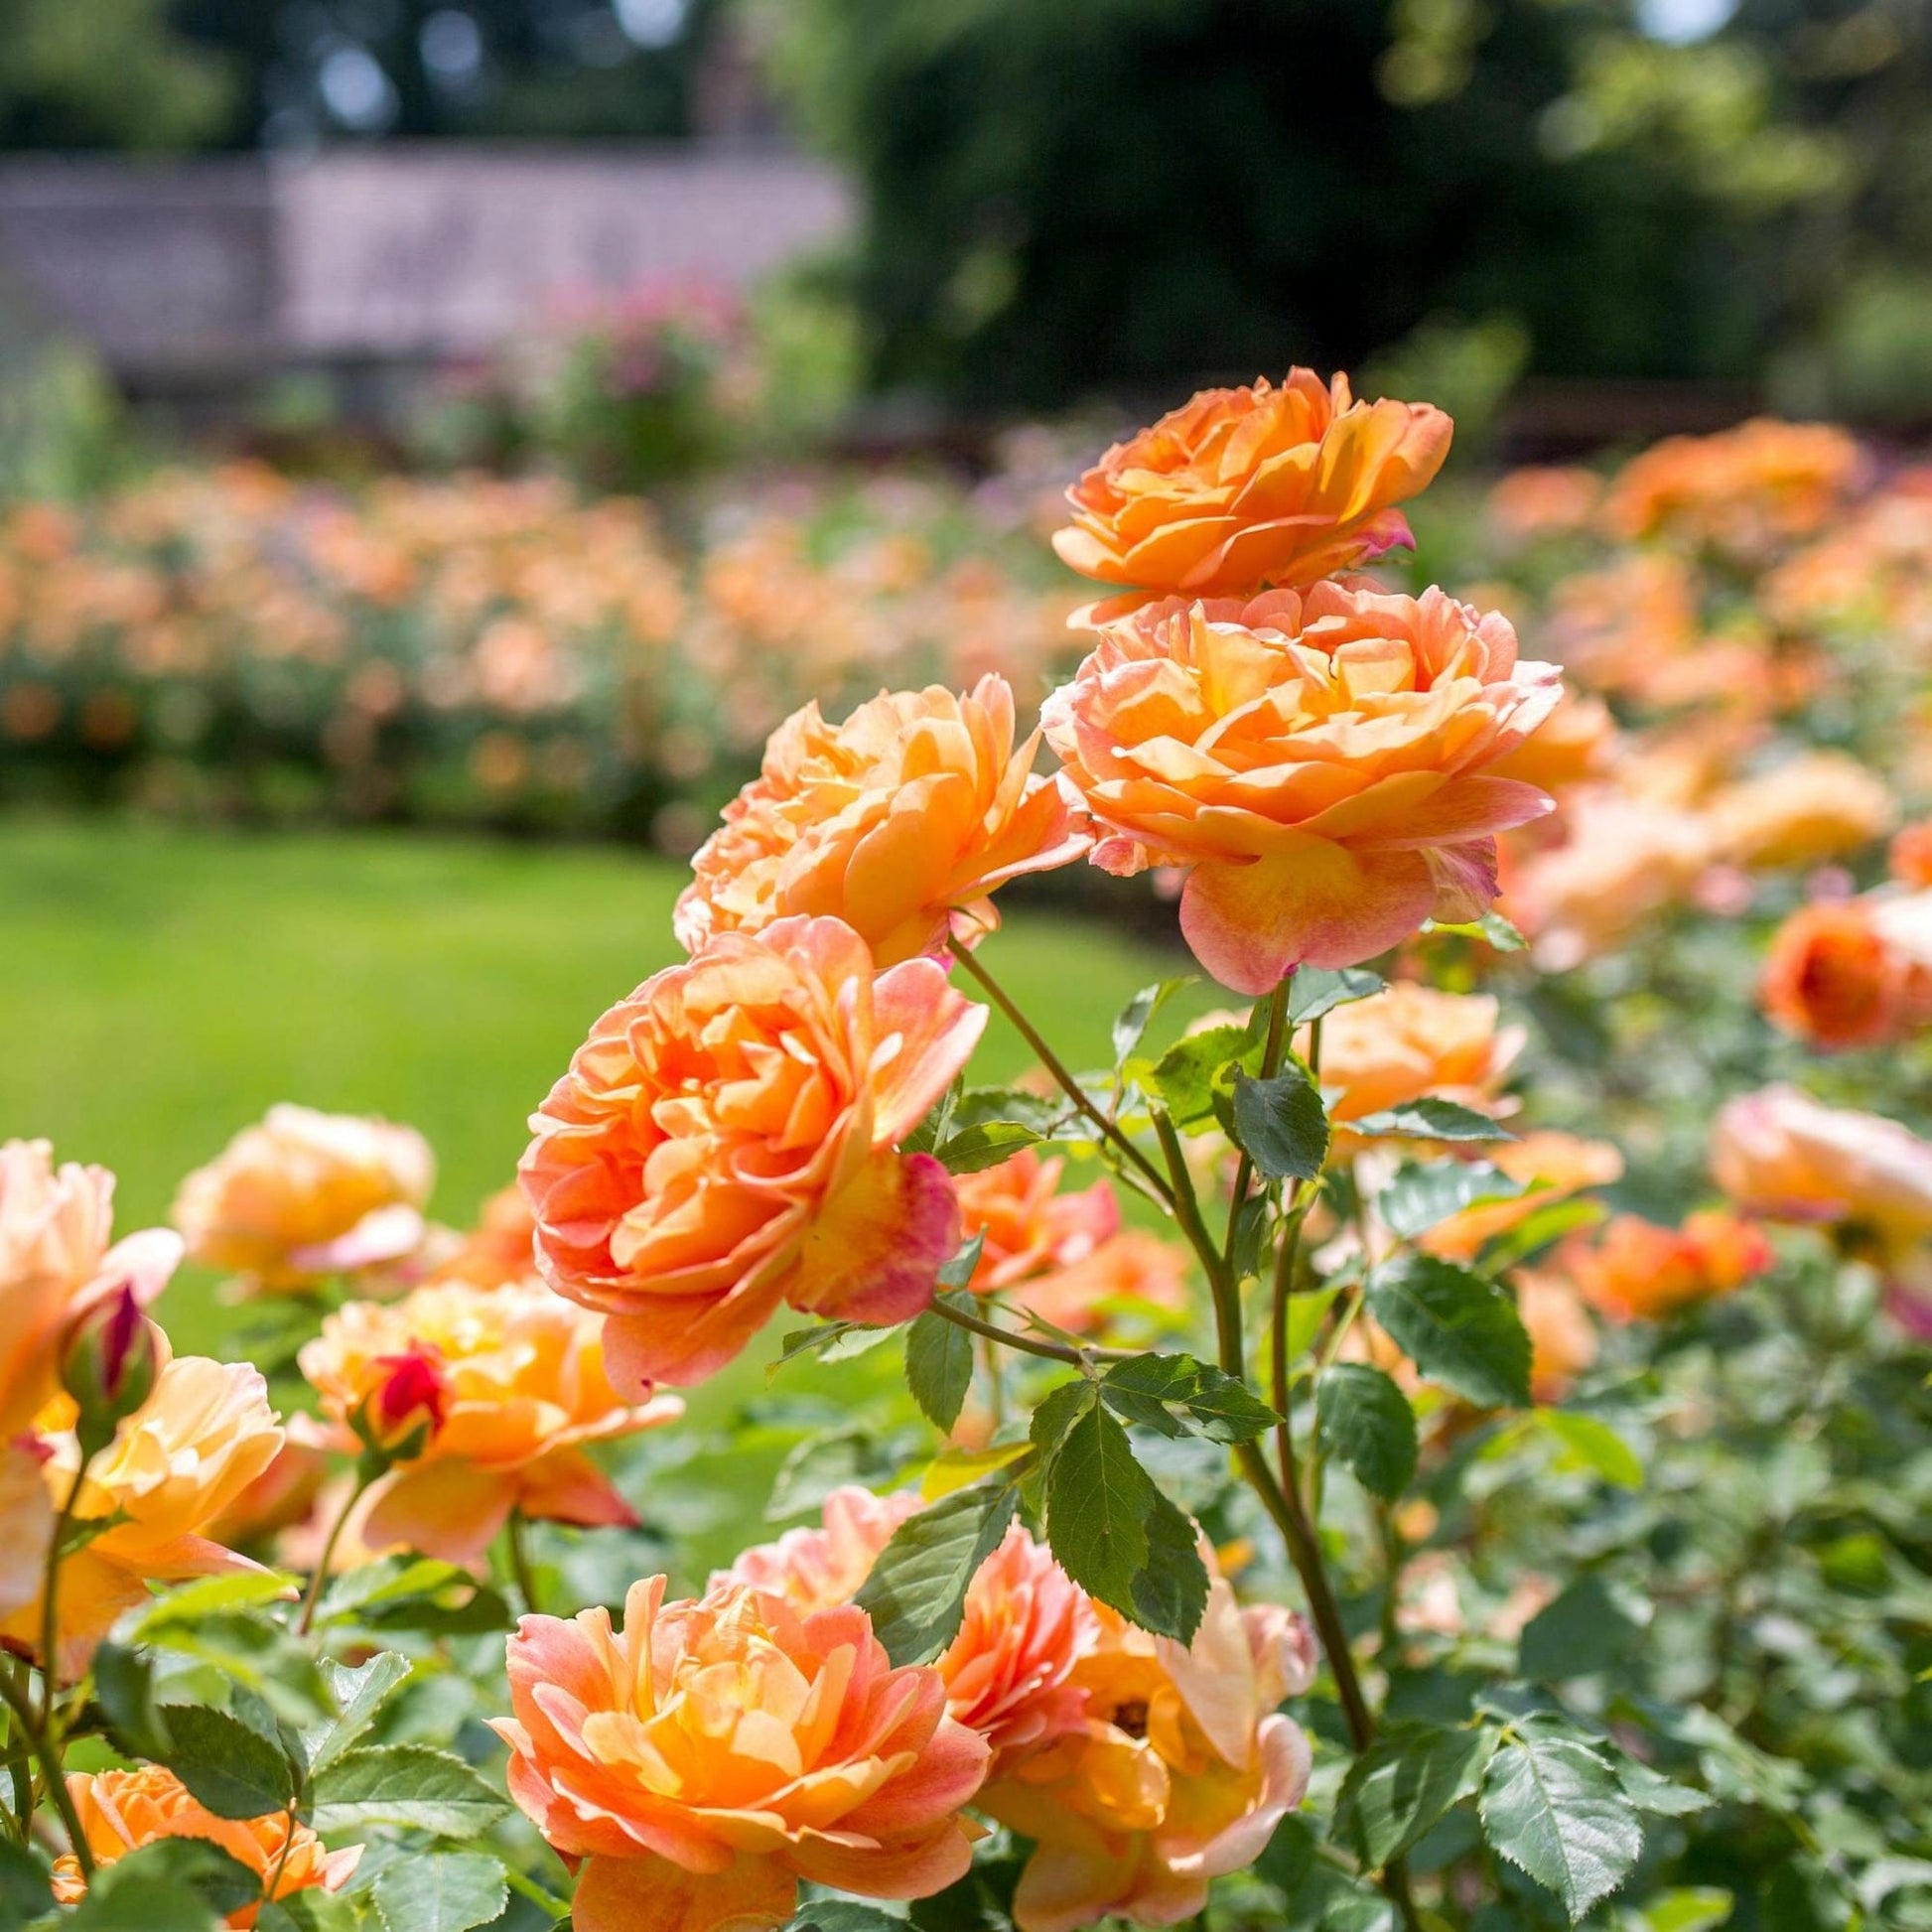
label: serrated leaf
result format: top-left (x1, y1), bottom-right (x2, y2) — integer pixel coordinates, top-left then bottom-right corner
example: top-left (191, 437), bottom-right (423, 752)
top-left (936, 1230), bottom-right (986, 1292)
top-left (906, 1294), bottom-right (977, 1432)
top-left (1479, 1731), bottom-right (1643, 1921)
top-left (1043, 1398), bottom-right (1206, 1642)
top-left (131, 1570), bottom-right (300, 1634)
top-left (1100, 1353), bottom-right (1281, 1446)
top-left (790, 1905), bottom-right (907, 1931)
top-left (1232, 1066), bottom-right (1330, 1180)
top-left (1380, 1160), bottom-right (1528, 1242)
top-left (309, 1743), bottom-right (508, 1838)
top-left (1130, 1484), bottom-right (1212, 1645)
top-left (1618, 1760), bottom-right (1714, 1820)
top-left (1332, 1721), bottom-right (1497, 1867)
top-left (1534, 1410), bottom-right (1644, 1489)
top-left (1351, 1100), bottom-right (1516, 1143)
top-left (63, 1840), bottom-right (240, 1932)
top-left (766, 1428), bottom-right (897, 1522)
top-left (0, 1839), bottom-right (54, 1919)
top-left (1288, 966), bottom-right (1386, 1025)
top-left (1519, 1574), bottom-right (1649, 1682)
top-left (1366, 1253), bottom-right (1532, 1409)
top-left (1151, 1025), bottom-right (1253, 1131)
top-left (156, 1703), bottom-right (300, 1820)
top-left (1315, 1364), bottom-right (1418, 1501)
top-left (1113, 978), bottom-right (1193, 1063)
top-left (304, 1651), bottom-right (414, 1774)
top-left (1029, 1377), bottom-right (1098, 1462)
top-left (935, 1121), bottom-right (1042, 1174)
top-left (373, 1852), bottom-right (508, 1932)
top-left (919, 1441), bottom-right (1032, 1501)
top-left (94, 1639), bottom-right (173, 1759)
top-left (852, 1477), bottom-right (1021, 1665)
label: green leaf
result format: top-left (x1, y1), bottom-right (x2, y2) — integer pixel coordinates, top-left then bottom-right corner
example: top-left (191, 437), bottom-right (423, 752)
top-left (1029, 1377), bottom-right (1098, 1461)
top-left (1379, 1161), bottom-right (1528, 1243)
top-left (1315, 1365), bottom-right (1419, 1501)
top-left (935, 1230), bottom-right (986, 1291)
top-left (304, 1651), bottom-right (414, 1774)
top-left (1637, 1889), bottom-right (1734, 1932)
top-left (1232, 1066), bottom-right (1330, 1180)
top-left (1618, 1760), bottom-right (1714, 1820)
top-left (1288, 966), bottom-right (1386, 1025)
top-left (1478, 1731), bottom-right (1643, 1921)
top-left (935, 1120), bottom-right (1042, 1174)
top-left (906, 1294), bottom-right (977, 1432)
top-left (1350, 1100), bottom-right (1515, 1143)
top-left (1533, 1410), bottom-right (1644, 1489)
top-left (1427, 912), bottom-right (1528, 952)
top-left (1151, 1024), bottom-right (1252, 1131)
top-left (1042, 1397), bottom-right (1207, 1643)
top-left (852, 1476), bottom-right (1021, 1665)
top-left (790, 1905), bottom-right (907, 1931)
top-left (1518, 1574), bottom-right (1649, 1682)
top-left (309, 1743), bottom-right (509, 1839)
top-left (71, 1838), bottom-right (263, 1930)
top-left (373, 1852), bottom-right (509, 1932)
top-left (94, 1638), bottom-right (173, 1759)
top-left (319, 1555), bottom-right (509, 1635)
top-left (1366, 1254), bottom-right (1532, 1409)
top-left (1332, 1721), bottom-right (1497, 1868)
top-left (1100, 1353), bottom-right (1281, 1445)
top-left (0, 1839), bottom-right (54, 1920)
top-left (257, 1894), bottom-right (361, 1932)
top-left (1113, 977), bottom-right (1193, 1062)
top-left (156, 1703), bottom-right (300, 1820)
top-left (131, 1570), bottom-right (298, 1635)
top-left (1478, 1197), bottom-right (1606, 1274)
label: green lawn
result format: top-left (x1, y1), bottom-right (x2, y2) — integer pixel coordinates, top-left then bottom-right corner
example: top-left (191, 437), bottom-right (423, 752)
top-left (0, 816), bottom-right (1196, 1354)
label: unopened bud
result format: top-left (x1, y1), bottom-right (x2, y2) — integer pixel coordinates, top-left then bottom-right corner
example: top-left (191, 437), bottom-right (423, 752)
top-left (61, 1286), bottom-right (159, 1458)
top-left (349, 1344), bottom-right (448, 1465)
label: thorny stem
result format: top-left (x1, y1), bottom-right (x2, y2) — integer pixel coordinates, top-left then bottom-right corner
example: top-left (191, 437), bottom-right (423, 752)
top-left (948, 938), bottom-right (1173, 1201)
top-left (0, 1669), bottom-right (90, 1875)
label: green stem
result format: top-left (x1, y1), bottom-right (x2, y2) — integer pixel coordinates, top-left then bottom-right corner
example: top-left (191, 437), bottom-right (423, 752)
top-left (296, 1468), bottom-right (376, 1637)
top-left (0, 1669), bottom-right (89, 1875)
top-left (929, 1294), bottom-right (1129, 1368)
top-left (948, 938), bottom-right (1173, 1201)
top-left (503, 1864), bottom-right (574, 1919)
top-left (506, 1510), bottom-right (542, 1617)
top-left (1223, 980), bottom-right (1293, 1275)
top-left (38, 1459), bottom-right (88, 1728)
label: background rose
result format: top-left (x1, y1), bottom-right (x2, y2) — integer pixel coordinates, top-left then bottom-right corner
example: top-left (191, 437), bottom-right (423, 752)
top-left (1044, 582), bottom-right (1560, 991)
top-left (1312, 983), bottom-right (1524, 1125)
top-left (520, 915), bottom-right (984, 1389)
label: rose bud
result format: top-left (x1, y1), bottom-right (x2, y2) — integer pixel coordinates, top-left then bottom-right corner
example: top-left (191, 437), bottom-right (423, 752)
top-left (347, 1344), bottom-right (449, 1466)
top-left (60, 1285), bottom-right (160, 1459)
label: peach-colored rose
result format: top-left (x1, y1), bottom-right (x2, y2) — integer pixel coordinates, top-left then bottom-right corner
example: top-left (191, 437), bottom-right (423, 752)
top-left (1485, 466), bottom-right (1602, 545)
top-left (430, 1183), bottom-right (539, 1288)
top-left (1706, 752), bottom-right (1895, 872)
top-left (1043, 583), bottom-right (1561, 993)
top-left (1516, 1269), bottom-right (1598, 1403)
top-left (52, 1766), bottom-right (360, 1926)
top-left (1759, 898), bottom-right (1931, 1050)
top-left (676, 677), bottom-right (1090, 967)
top-left (1311, 983), bottom-right (1523, 1126)
top-left (1422, 1132), bottom-right (1625, 1262)
top-left (1485, 690), bottom-right (1616, 795)
top-left (1, 1139), bottom-right (181, 1439)
top-left (3, 1355), bottom-right (284, 1677)
top-left (1014, 1230), bottom-right (1194, 1337)
top-left (0, 1442), bottom-right (55, 1621)
top-left (1052, 372), bottom-right (1452, 615)
top-left (1567, 1210), bottom-right (1771, 1324)
top-left (1890, 821), bottom-right (1932, 890)
top-left (721, 1497), bottom-right (1095, 1777)
top-left (954, 1149), bottom-right (1120, 1294)
top-left (173, 1104), bottom-right (435, 1292)
top-left (495, 1576), bottom-right (989, 1932)
top-left (980, 1548), bottom-right (1313, 1932)
top-left (203, 1439), bottom-right (331, 1553)
top-left (299, 1280), bottom-right (683, 1563)
top-left (521, 915), bottom-right (984, 1390)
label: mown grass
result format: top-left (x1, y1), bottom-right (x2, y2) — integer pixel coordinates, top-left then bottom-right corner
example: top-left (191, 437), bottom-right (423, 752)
top-left (0, 815), bottom-right (1200, 1357)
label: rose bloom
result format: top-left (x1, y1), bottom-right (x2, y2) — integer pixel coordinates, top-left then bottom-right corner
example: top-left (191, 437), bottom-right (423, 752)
top-left (979, 1549), bottom-right (1314, 1932)
top-left (430, 1182), bottom-right (539, 1288)
top-left (173, 1103), bottom-right (435, 1292)
top-left (1516, 1270), bottom-right (1598, 1404)
top-left (1890, 821), bottom-right (1932, 889)
top-left (955, 1149), bottom-right (1119, 1293)
top-left (1485, 690), bottom-right (1616, 796)
top-left (1759, 897), bottom-right (1931, 1051)
top-left (1015, 1229), bottom-right (1194, 1337)
top-left (1706, 752), bottom-right (1895, 872)
top-left (1311, 983), bottom-right (1523, 1126)
top-left (1, 1139), bottom-right (181, 1438)
top-left (1567, 1209), bottom-right (1772, 1324)
top-left (2, 1354), bottom-right (283, 1677)
top-left (721, 1494), bottom-right (1094, 1775)
top-left (1485, 466), bottom-right (1602, 545)
top-left (495, 1575), bottom-right (989, 1932)
top-left (1043, 583), bottom-right (1561, 993)
top-left (1422, 1132), bottom-right (1626, 1262)
top-left (203, 1439), bottom-right (331, 1553)
top-left (52, 1766), bottom-right (360, 1927)
top-left (520, 915), bottom-right (984, 1390)
top-left (1051, 371), bottom-right (1452, 616)
top-left (675, 676), bottom-right (1090, 967)
top-left (0, 1442), bottom-right (55, 1622)
top-left (298, 1280), bottom-right (683, 1563)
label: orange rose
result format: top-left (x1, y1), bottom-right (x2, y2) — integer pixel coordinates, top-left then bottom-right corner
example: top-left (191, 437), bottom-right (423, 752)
top-left (430, 1182), bottom-right (539, 1288)
top-left (1421, 1131), bottom-right (1625, 1262)
top-left (980, 1547), bottom-right (1313, 1932)
top-left (1013, 1229), bottom-right (1194, 1337)
top-left (1485, 690), bottom-right (1616, 795)
top-left (1567, 1209), bottom-right (1771, 1323)
top-left (0, 1443), bottom-right (55, 1621)
top-left (203, 1439), bottom-right (331, 1553)
top-left (1312, 983), bottom-right (1523, 1126)
top-left (3, 1354), bottom-right (284, 1677)
top-left (1052, 372), bottom-right (1451, 615)
top-left (1603, 418), bottom-right (1862, 551)
top-left (1760, 897), bottom-right (1931, 1050)
top-left (718, 1484), bottom-right (922, 1611)
top-left (1485, 466), bottom-right (1602, 545)
top-left (1515, 1269), bottom-right (1598, 1404)
top-left (1707, 752), bottom-right (1895, 872)
top-left (298, 1280), bottom-right (683, 1563)
top-left (2, 1139), bottom-right (181, 1438)
top-left (954, 1149), bottom-right (1119, 1294)
top-left (1890, 821), bottom-right (1932, 889)
top-left (495, 1576), bottom-right (990, 1932)
top-left (173, 1104), bottom-right (435, 1292)
top-left (675, 676), bottom-right (1090, 967)
top-left (52, 1766), bottom-right (360, 1927)
top-left (520, 915), bottom-right (984, 1389)
top-left (1043, 584), bottom-right (1560, 992)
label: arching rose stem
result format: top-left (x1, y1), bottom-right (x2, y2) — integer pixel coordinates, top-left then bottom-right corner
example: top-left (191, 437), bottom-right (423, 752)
top-left (946, 938), bottom-right (1173, 1202)
top-left (506, 1510), bottom-right (541, 1616)
top-left (1270, 1014), bottom-right (1325, 1512)
top-left (0, 1666), bottom-right (91, 1873)
top-left (927, 1294), bottom-right (1131, 1368)
top-left (297, 1468), bottom-right (378, 1638)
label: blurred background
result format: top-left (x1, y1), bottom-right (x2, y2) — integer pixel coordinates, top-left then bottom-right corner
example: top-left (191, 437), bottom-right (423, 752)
top-left (2, 0), bottom-right (1929, 1253)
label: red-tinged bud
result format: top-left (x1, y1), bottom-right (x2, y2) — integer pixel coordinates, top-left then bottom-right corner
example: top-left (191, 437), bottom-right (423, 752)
top-left (61, 1285), bottom-right (160, 1459)
top-left (349, 1344), bottom-right (449, 1464)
